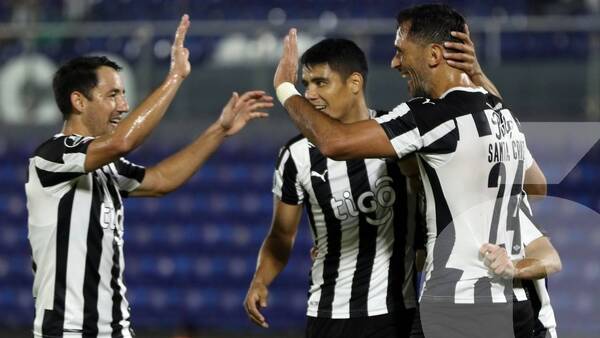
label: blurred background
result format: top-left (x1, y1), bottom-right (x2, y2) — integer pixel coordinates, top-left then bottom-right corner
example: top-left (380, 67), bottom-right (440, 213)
top-left (0, 0), bottom-right (598, 337)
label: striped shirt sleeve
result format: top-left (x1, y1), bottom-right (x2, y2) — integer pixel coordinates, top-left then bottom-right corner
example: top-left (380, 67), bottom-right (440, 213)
top-left (375, 103), bottom-right (424, 159)
top-left (272, 146), bottom-right (304, 205)
top-left (109, 158), bottom-right (146, 194)
top-left (32, 135), bottom-right (94, 188)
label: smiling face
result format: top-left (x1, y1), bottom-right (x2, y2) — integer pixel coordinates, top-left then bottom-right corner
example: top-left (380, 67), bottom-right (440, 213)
top-left (80, 66), bottom-right (129, 136)
top-left (390, 21), bottom-right (431, 98)
top-left (301, 63), bottom-right (358, 122)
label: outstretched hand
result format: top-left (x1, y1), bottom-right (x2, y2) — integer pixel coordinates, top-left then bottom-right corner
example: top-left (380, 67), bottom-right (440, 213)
top-left (244, 281), bottom-right (270, 328)
top-left (274, 28), bottom-right (299, 88)
top-left (169, 14), bottom-right (191, 79)
top-left (219, 91), bottom-right (273, 136)
top-left (443, 24), bottom-right (483, 79)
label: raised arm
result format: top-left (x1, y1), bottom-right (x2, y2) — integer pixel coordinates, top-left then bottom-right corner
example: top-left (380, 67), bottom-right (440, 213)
top-left (443, 24), bottom-right (502, 99)
top-left (130, 90), bottom-right (272, 197)
top-left (274, 29), bottom-right (396, 160)
top-left (84, 14), bottom-right (191, 172)
top-left (244, 198), bottom-right (303, 328)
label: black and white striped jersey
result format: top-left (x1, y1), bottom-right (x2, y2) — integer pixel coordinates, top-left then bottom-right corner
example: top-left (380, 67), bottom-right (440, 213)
top-left (25, 134), bottom-right (145, 338)
top-left (273, 111), bottom-right (424, 319)
top-left (375, 87), bottom-right (537, 304)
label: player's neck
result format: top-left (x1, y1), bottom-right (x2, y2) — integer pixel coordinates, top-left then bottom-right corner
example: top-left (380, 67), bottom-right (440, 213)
top-left (340, 96), bottom-right (369, 124)
top-left (62, 118), bottom-right (93, 137)
top-left (431, 69), bottom-right (476, 99)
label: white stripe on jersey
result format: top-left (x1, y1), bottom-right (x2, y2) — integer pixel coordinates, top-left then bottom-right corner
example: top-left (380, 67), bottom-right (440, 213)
top-left (63, 174), bottom-right (93, 330)
top-left (375, 103), bottom-right (410, 123)
top-left (422, 120), bottom-right (456, 147)
top-left (34, 155), bottom-right (86, 173)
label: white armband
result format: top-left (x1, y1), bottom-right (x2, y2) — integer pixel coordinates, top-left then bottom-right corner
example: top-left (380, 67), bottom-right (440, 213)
top-left (276, 82), bottom-right (301, 105)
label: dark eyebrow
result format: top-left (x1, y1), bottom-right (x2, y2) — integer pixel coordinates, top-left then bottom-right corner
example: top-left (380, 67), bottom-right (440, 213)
top-left (108, 88), bottom-right (125, 95)
top-left (311, 77), bottom-right (328, 83)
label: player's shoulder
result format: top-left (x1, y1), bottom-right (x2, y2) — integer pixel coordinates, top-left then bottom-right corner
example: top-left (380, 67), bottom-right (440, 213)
top-left (283, 133), bottom-right (306, 149)
top-left (276, 134), bottom-right (305, 159)
top-left (33, 134), bottom-right (94, 162)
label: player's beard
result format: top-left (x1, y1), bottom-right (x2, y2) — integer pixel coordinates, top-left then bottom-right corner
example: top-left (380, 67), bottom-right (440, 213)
top-left (410, 73), bottom-right (430, 98)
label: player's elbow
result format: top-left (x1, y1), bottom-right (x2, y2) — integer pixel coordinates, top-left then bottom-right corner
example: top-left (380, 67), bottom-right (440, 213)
top-left (107, 136), bottom-right (135, 158)
top-left (545, 251), bottom-right (562, 276)
top-left (524, 183), bottom-right (547, 199)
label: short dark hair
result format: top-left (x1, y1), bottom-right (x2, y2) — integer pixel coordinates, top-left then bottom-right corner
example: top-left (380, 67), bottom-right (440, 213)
top-left (300, 38), bottom-right (368, 88)
top-left (52, 56), bottom-right (122, 119)
top-left (396, 4), bottom-right (466, 45)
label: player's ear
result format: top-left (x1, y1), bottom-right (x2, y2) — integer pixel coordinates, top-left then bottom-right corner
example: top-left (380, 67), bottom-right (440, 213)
top-left (70, 91), bottom-right (87, 113)
top-left (428, 43), bottom-right (444, 68)
top-left (348, 72), bottom-right (363, 95)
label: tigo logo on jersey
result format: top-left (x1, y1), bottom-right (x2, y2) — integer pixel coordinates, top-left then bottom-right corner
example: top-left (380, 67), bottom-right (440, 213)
top-left (330, 176), bottom-right (396, 226)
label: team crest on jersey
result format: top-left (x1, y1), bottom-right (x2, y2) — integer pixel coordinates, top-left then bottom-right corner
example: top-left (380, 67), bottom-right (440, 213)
top-left (490, 110), bottom-right (513, 140)
top-left (64, 135), bottom-right (87, 148)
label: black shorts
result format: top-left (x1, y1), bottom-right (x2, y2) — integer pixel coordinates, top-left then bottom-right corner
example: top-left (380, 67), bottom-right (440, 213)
top-left (419, 300), bottom-right (533, 338)
top-left (305, 308), bottom-right (420, 338)
top-left (305, 313), bottom-right (396, 338)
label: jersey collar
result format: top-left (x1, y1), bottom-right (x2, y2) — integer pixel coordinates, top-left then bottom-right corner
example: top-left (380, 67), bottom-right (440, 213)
top-left (439, 86), bottom-right (488, 99)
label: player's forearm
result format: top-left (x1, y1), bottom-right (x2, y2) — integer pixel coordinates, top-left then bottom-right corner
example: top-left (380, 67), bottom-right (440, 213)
top-left (284, 96), bottom-right (346, 155)
top-left (112, 75), bottom-right (185, 152)
top-left (471, 73), bottom-right (502, 100)
top-left (252, 235), bottom-right (294, 287)
top-left (150, 122), bottom-right (227, 195)
top-left (514, 255), bottom-right (562, 280)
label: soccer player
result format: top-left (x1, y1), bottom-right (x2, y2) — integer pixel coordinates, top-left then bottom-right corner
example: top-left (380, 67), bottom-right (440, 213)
top-left (272, 4), bottom-right (560, 338)
top-left (25, 15), bottom-right (272, 338)
top-left (446, 25), bottom-right (560, 338)
top-left (244, 38), bottom-right (424, 338)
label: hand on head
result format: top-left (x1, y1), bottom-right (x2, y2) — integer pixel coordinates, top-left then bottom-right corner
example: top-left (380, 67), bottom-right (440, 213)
top-left (443, 24), bottom-right (483, 78)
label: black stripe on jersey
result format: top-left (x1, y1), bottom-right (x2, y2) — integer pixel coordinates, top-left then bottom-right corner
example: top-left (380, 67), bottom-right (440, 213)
top-left (305, 200), bottom-right (319, 245)
top-left (276, 134), bottom-right (305, 168)
top-left (110, 240), bottom-right (124, 336)
top-left (114, 158), bottom-right (145, 183)
top-left (421, 122), bottom-right (459, 154)
top-left (421, 161), bottom-right (452, 237)
top-left (104, 175), bottom-right (125, 336)
top-left (348, 160), bottom-right (379, 317)
top-left (36, 167), bottom-right (84, 187)
top-left (522, 279), bottom-right (548, 337)
top-left (41, 185), bottom-right (76, 336)
top-left (82, 175), bottom-right (105, 336)
top-left (420, 161), bottom-right (463, 300)
top-left (472, 110), bottom-right (492, 137)
top-left (34, 136), bottom-right (90, 163)
top-left (378, 112), bottom-right (418, 141)
top-left (385, 162), bottom-right (408, 312)
top-left (408, 91), bottom-right (488, 136)
top-left (309, 148), bottom-right (342, 318)
top-left (474, 277), bottom-right (492, 301)
top-left (280, 150), bottom-right (300, 204)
